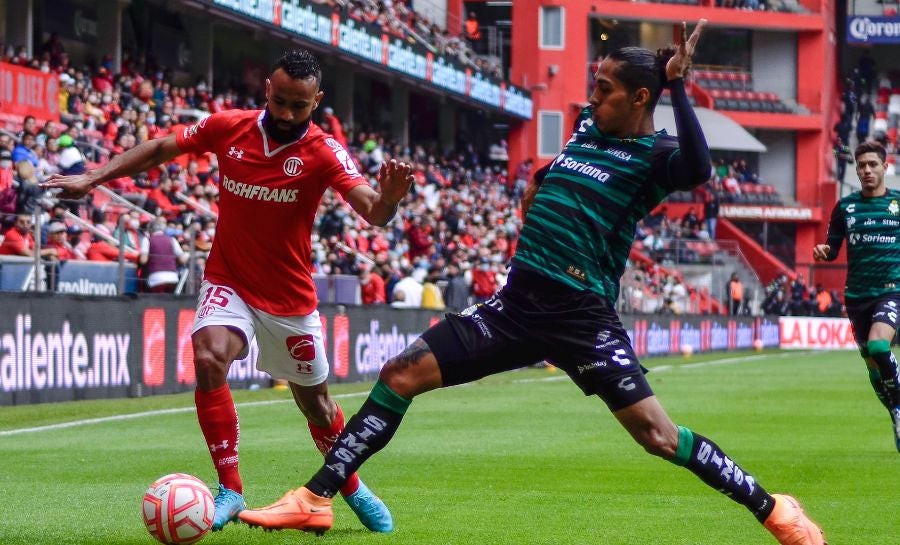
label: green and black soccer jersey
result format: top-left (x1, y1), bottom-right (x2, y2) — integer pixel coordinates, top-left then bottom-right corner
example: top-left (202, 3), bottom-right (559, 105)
top-left (512, 79), bottom-right (711, 303)
top-left (823, 189), bottom-right (900, 301)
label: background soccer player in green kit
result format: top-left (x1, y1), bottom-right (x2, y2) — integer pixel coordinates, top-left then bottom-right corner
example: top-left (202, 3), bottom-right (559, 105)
top-left (239, 20), bottom-right (826, 545)
top-left (814, 140), bottom-right (900, 452)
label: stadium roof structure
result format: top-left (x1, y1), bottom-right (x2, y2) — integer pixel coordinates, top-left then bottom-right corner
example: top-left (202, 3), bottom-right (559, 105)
top-left (653, 106), bottom-right (767, 153)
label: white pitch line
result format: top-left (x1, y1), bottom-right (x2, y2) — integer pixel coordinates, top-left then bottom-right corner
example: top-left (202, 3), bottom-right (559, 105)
top-left (1, 351), bottom-right (817, 437)
top-left (0, 391), bottom-right (368, 437)
top-left (511, 350), bottom-right (815, 384)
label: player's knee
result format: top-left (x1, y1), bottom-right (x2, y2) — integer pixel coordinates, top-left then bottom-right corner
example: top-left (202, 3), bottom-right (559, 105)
top-left (379, 361), bottom-right (413, 396)
top-left (192, 348), bottom-right (230, 389)
top-left (379, 359), bottom-right (428, 399)
top-left (636, 426), bottom-right (679, 459)
top-left (301, 397), bottom-right (334, 428)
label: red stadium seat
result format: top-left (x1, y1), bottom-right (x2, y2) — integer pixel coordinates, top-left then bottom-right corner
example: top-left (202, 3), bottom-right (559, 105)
top-left (734, 90), bottom-right (752, 111)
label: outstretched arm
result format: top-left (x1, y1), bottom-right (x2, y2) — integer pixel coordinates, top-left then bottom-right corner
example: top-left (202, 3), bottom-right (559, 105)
top-left (665, 20), bottom-right (711, 190)
top-left (41, 134), bottom-right (182, 199)
top-left (345, 159), bottom-right (414, 226)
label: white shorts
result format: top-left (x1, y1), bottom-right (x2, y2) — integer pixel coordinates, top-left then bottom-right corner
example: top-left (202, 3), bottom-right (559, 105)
top-left (192, 280), bottom-right (329, 386)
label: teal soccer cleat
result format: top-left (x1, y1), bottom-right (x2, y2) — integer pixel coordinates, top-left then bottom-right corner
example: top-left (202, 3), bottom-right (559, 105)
top-left (211, 484), bottom-right (246, 531)
top-left (343, 480), bottom-right (394, 532)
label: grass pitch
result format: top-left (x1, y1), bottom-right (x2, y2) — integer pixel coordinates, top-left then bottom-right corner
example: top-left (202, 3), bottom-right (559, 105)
top-left (1, 349), bottom-right (898, 544)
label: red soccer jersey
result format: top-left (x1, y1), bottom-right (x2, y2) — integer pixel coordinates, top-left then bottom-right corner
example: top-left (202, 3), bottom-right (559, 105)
top-left (176, 110), bottom-right (367, 315)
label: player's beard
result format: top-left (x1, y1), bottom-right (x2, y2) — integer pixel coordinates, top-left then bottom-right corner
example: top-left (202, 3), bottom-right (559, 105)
top-left (262, 107), bottom-right (311, 143)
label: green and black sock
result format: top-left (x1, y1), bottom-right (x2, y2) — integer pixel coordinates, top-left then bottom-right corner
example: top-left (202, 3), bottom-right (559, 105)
top-left (868, 367), bottom-right (892, 409)
top-left (670, 426), bottom-right (775, 522)
top-left (867, 340), bottom-right (900, 407)
top-left (306, 380), bottom-right (412, 498)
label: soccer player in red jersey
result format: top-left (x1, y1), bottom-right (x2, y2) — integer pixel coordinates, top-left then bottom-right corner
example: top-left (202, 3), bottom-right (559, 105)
top-left (42, 49), bottom-right (412, 533)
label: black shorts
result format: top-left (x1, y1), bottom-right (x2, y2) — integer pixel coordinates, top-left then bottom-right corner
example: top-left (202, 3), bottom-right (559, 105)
top-left (845, 293), bottom-right (900, 350)
top-left (420, 268), bottom-right (654, 411)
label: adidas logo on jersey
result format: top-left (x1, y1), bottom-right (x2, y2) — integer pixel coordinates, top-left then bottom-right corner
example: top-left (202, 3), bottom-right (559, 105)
top-left (222, 174), bottom-right (299, 203)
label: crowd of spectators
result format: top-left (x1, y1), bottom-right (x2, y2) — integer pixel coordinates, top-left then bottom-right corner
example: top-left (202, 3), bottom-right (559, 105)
top-left (619, 261), bottom-right (698, 315)
top-left (311, 0), bottom-right (503, 78)
top-left (0, 36), bottom-right (522, 304)
top-left (669, 155), bottom-right (783, 206)
top-left (761, 273), bottom-right (842, 317)
top-left (835, 52), bottom-right (899, 181)
top-left (1, 32), bottom-right (776, 315)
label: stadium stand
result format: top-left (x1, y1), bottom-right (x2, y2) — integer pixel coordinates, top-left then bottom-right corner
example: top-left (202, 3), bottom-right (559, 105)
top-left (692, 68), bottom-right (791, 113)
top-left (0, 27), bottom-right (735, 314)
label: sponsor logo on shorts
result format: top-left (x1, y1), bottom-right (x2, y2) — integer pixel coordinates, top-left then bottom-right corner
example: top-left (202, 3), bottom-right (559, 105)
top-left (286, 334), bottom-right (316, 361)
top-left (577, 361), bottom-right (605, 374)
top-left (596, 338), bottom-right (620, 349)
top-left (611, 348), bottom-right (631, 366)
top-left (471, 314), bottom-right (492, 339)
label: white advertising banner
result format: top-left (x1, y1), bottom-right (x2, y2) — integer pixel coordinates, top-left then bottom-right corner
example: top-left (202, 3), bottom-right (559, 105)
top-left (779, 317), bottom-right (857, 350)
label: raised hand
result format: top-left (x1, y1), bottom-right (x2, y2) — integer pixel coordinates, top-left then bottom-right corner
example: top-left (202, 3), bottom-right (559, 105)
top-left (40, 173), bottom-right (95, 200)
top-left (377, 159), bottom-right (414, 205)
top-left (666, 19), bottom-right (707, 81)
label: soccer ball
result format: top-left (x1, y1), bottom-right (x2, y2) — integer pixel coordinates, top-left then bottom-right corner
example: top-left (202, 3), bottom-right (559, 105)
top-left (142, 473), bottom-right (215, 545)
top-left (680, 343), bottom-right (694, 357)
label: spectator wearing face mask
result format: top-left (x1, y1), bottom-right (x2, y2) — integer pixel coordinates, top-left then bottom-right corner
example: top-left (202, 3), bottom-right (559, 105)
top-left (471, 257), bottom-right (497, 303)
top-left (359, 263), bottom-right (386, 305)
top-left (66, 224), bottom-right (89, 260)
top-left (113, 212), bottom-right (146, 253)
top-left (45, 221), bottom-right (76, 260)
top-left (140, 219), bottom-right (188, 293)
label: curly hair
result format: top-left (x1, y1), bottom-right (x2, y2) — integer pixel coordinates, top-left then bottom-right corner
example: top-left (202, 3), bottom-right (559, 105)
top-left (273, 49), bottom-right (322, 85)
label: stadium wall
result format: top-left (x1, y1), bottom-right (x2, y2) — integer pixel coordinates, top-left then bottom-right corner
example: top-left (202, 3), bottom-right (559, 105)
top-left (0, 294), bottom-right (780, 406)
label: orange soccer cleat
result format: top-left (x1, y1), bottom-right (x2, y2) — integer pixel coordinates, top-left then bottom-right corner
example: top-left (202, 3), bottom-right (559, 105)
top-left (763, 494), bottom-right (827, 545)
top-left (238, 487), bottom-right (334, 535)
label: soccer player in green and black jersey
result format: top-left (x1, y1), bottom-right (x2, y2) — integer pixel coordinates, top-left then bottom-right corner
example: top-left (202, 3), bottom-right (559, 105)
top-left (814, 140), bottom-right (900, 451)
top-left (240, 20), bottom-right (826, 545)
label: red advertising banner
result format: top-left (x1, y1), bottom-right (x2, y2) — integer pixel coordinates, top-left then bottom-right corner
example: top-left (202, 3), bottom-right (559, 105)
top-left (332, 314), bottom-right (350, 378)
top-left (0, 62), bottom-right (60, 122)
top-left (177, 310), bottom-right (196, 385)
top-left (142, 308), bottom-right (166, 387)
